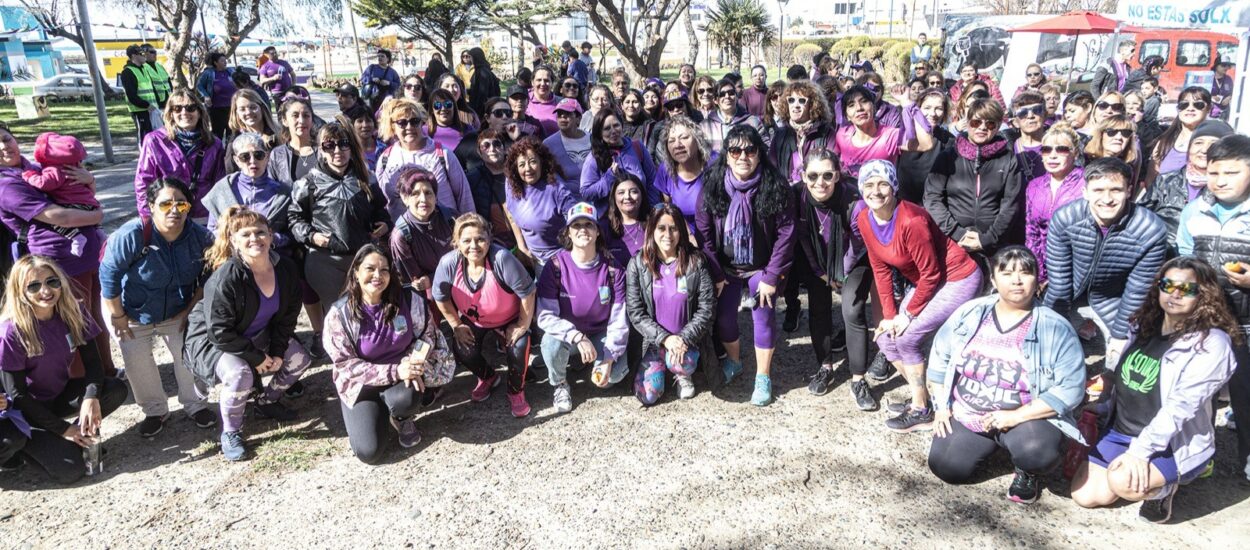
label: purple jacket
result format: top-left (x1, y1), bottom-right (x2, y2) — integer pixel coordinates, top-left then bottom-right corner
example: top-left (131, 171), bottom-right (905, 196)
top-left (1024, 167), bottom-right (1084, 281)
top-left (578, 136), bottom-right (658, 212)
top-left (134, 131), bottom-right (226, 219)
top-left (694, 183), bottom-right (798, 287)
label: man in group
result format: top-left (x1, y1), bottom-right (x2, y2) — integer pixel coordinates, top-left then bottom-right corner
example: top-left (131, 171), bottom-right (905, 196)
top-left (142, 44), bottom-right (171, 109)
top-left (1044, 157), bottom-right (1168, 369)
top-left (565, 42), bottom-right (590, 92)
top-left (542, 98), bottom-right (590, 186)
top-left (610, 68), bottom-right (631, 103)
top-left (580, 41), bottom-right (597, 85)
top-left (910, 33), bottom-right (932, 65)
top-left (361, 48), bottom-right (401, 112)
top-left (120, 44), bottom-right (159, 142)
top-left (1091, 39), bottom-right (1136, 97)
top-left (507, 85), bottom-right (546, 139)
top-left (335, 83), bottom-right (362, 116)
top-left (258, 46), bottom-right (295, 110)
top-left (741, 65), bottom-right (769, 118)
top-left (1176, 134), bottom-right (1250, 481)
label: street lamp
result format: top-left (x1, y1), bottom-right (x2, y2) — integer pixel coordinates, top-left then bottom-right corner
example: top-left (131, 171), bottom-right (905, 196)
top-left (778, 0), bottom-right (789, 77)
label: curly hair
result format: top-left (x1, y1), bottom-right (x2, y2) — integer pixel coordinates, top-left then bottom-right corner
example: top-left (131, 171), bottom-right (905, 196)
top-left (205, 206), bottom-right (270, 270)
top-left (700, 125), bottom-right (791, 219)
top-left (780, 80), bottom-right (832, 126)
top-left (503, 136), bottom-right (564, 199)
top-left (1130, 256), bottom-right (1245, 348)
top-left (378, 97), bottom-right (427, 142)
top-left (657, 116), bottom-right (711, 178)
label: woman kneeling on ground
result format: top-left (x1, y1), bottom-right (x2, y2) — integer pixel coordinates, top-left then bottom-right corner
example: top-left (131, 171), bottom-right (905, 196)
top-left (184, 207), bottom-right (312, 461)
top-left (324, 245), bottom-right (455, 463)
top-left (926, 246), bottom-right (1086, 504)
top-left (1070, 256), bottom-right (1238, 524)
top-left (627, 204), bottom-right (718, 405)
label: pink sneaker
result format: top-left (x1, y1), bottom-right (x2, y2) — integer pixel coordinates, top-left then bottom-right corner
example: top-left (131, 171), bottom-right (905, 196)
top-left (507, 391), bottom-right (531, 418)
top-left (471, 373), bottom-right (499, 402)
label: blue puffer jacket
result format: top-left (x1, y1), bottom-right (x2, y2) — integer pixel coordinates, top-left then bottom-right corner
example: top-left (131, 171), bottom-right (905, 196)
top-left (1043, 200), bottom-right (1168, 339)
top-left (99, 218), bottom-right (213, 325)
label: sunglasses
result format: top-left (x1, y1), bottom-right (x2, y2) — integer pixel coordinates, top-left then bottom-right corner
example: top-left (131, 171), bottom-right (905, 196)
top-left (491, 108), bottom-right (514, 118)
top-left (170, 104), bottom-right (198, 114)
top-left (235, 151), bottom-right (266, 163)
top-left (1026, 72), bottom-right (1042, 77)
top-left (24, 276), bottom-right (62, 295)
top-left (156, 199), bottom-right (192, 214)
top-left (967, 118), bottom-right (993, 129)
top-left (1014, 105), bottom-right (1046, 119)
top-left (805, 171), bottom-right (837, 183)
top-left (1095, 101), bottom-right (1125, 112)
top-left (562, 82), bottom-right (579, 89)
top-left (1178, 100), bottom-right (1209, 111)
top-left (1105, 128), bottom-right (1134, 138)
top-left (1158, 278), bottom-right (1199, 297)
top-left (480, 140), bottom-right (504, 150)
top-left (1040, 145), bottom-right (1074, 155)
top-left (404, 83), bottom-right (422, 90)
top-left (718, 90), bottom-right (737, 98)
top-left (727, 145), bottom-right (759, 158)
top-left (432, 100), bottom-right (455, 111)
top-left (697, 87), bottom-right (714, 95)
top-left (393, 117), bottom-right (423, 128)
top-left (320, 139), bottom-right (353, 153)
top-left (787, 96), bottom-right (809, 106)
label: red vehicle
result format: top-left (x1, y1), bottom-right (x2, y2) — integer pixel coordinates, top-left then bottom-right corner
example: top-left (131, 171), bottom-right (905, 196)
top-left (1130, 29), bottom-right (1238, 98)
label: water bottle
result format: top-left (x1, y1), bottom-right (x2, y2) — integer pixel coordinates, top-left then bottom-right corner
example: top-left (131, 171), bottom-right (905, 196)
top-left (83, 438), bottom-right (102, 476)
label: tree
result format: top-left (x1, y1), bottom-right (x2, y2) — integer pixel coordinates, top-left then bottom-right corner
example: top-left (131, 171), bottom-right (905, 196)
top-left (683, 5), bottom-right (699, 66)
top-left (488, 0), bottom-right (577, 47)
top-left (355, 0), bottom-right (488, 63)
top-left (139, 0), bottom-right (200, 88)
top-left (702, 0), bottom-right (776, 75)
top-left (20, 0), bottom-right (116, 94)
top-left (579, 0), bottom-right (692, 81)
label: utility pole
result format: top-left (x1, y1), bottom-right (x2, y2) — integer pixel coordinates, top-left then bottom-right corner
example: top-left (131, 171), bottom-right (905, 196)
top-left (888, 0), bottom-right (894, 38)
top-left (75, 0), bottom-right (114, 162)
top-left (347, 1), bottom-right (364, 75)
top-left (778, 0), bottom-right (788, 75)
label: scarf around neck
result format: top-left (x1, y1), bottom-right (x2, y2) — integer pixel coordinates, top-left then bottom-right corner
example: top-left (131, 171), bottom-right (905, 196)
top-left (955, 134), bottom-right (1009, 171)
top-left (174, 129), bottom-right (202, 156)
top-left (724, 169), bottom-right (762, 266)
top-left (804, 186), bottom-right (845, 281)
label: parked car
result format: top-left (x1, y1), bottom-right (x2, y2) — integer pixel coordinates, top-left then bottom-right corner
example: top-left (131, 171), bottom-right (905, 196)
top-left (32, 74), bottom-right (95, 101)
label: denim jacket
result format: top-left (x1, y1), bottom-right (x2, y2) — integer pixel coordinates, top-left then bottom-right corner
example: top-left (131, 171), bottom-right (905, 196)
top-left (99, 218), bottom-right (213, 325)
top-left (928, 295), bottom-right (1087, 442)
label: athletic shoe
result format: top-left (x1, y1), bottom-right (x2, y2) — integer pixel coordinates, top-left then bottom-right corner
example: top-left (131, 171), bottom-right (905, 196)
top-left (254, 400), bottom-right (297, 421)
top-left (1226, 409), bottom-right (1238, 431)
top-left (390, 417), bottom-right (421, 449)
top-left (553, 382), bottom-right (572, 413)
top-left (886, 400), bottom-right (910, 415)
top-left (808, 365), bottom-right (837, 396)
top-left (137, 414), bottom-right (167, 438)
top-left (220, 431), bottom-right (247, 461)
top-left (284, 380), bottom-right (306, 398)
top-left (676, 375), bottom-right (696, 399)
top-left (470, 373), bottom-right (500, 402)
top-left (1007, 468), bottom-right (1041, 504)
top-left (750, 374), bottom-right (773, 406)
top-left (885, 405), bottom-right (934, 432)
top-left (783, 307), bottom-right (801, 332)
top-left (1138, 489), bottom-right (1176, 524)
top-left (191, 409), bottom-right (217, 429)
top-left (851, 379), bottom-right (877, 411)
top-left (723, 359), bottom-right (744, 385)
top-left (307, 333), bottom-right (328, 361)
top-left (867, 353), bottom-right (895, 382)
top-left (508, 391), bottom-right (531, 418)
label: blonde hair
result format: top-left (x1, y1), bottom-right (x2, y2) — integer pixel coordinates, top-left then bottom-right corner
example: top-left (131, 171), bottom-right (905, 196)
top-left (379, 98), bottom-right (428, 142)
top-left (1042, 121), bottom-right (1080, 149)
top-left (162, 88), bottom-right (214, 145)
top-left (227, 88), bottom-right (280, 137)
top-left (205, 206), bottom-right (271, 270)
top-left (1085, 114), bottom-right (1139, 164)
top-left (0, 256), bottom-right (89, 357)
top-left (452, 212), bottom-right (491, 243)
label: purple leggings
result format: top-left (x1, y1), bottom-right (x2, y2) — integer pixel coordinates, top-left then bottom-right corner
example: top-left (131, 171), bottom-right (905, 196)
top-left (878, 271), bottom-right (982, 365)
top-left (215, 337), bottom-right (312, 432)
top-left (716, 272), bottom-right (780, 349)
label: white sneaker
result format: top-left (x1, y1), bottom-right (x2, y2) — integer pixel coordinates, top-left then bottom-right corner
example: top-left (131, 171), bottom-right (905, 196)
top-left (553, 382), bottom-right (572, 413)
top-left (676, 376), bottom-right (695, 399)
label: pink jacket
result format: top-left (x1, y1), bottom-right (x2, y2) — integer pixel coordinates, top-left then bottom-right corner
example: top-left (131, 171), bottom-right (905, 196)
top-left (22, 132), bottom-right (97, 207)
top-left (1024, 167), bottom-right (1084, 281)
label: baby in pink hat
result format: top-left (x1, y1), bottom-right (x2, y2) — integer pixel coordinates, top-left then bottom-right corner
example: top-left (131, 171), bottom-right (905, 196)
top-left (22, 132), bottom-right (100, 210)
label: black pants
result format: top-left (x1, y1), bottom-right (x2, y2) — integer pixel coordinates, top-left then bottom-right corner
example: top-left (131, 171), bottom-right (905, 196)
top-left (454, 323), bottom-right (530, 394)
top-left (208, 106), bottom-right (231, 139)
top-left (305, 249), bottom-right (352, 313)
top-left (132, 111), bottom-right (154, 143)
top-left (339, 383), bottom-right (421, 465)
top-left (1229, 341), bottom-right (1250, 473)
top-left (796, 262), bottom-right (839, 367)
top-left (841, 263), bottom-right (873, 377)
top-left (17, 378), bottom-right (128, 484)
top-left (927, 418), bottom-right (1063, 484)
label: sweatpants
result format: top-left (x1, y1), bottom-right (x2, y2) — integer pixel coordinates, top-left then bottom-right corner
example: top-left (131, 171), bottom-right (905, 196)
top-left (927, 418), bottom-right (1063, 484)
top-left (716, 271), bottom-right (781, 349)
top-left (118, 316), bottom-right (207, 418)
top-left (1230, 334), bottom-right (1250, 479)
top-left (214, 336), bottom-right (311, 433)
top-left (878, 271), bottom-right (982, 365)
top-left (454, 323), bottom-right (530, 395)
top-left (10, 378), bottom-right (128, 484)
top-left (339, 382), bottom-right (421, 464)
top-left (305, 249), bottom-right (352, 313)
top-left (634, 348), bottom-right (698, 405)
top-left (132, 110), bottom-right (155, 143)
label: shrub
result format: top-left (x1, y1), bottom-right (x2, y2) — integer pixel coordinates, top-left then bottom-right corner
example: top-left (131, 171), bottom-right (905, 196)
top-left (793, 43), bottom-right (824, 65)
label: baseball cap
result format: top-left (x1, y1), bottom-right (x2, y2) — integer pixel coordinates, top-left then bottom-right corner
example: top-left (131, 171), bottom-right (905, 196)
top-left (663, 90), bottom-right (688, 107)
top-left (565, 202), bottom-right (598, 224)
top-left (335, 83), bottom-right (360, 97)
top-left (507, 85), bottom-right (528, 98)
top-left (555, 98), bottom-right (583, 114)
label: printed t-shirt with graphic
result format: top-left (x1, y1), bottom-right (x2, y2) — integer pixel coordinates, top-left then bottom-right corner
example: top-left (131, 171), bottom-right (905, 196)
top-left (1112, 334), bottom-right (1168, 437)
top-left (952, 310), bottom-right (1035, 432)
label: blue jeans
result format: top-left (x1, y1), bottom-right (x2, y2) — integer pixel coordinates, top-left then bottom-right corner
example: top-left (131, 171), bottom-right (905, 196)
top-left (541, 332), bottom-right (627, 386)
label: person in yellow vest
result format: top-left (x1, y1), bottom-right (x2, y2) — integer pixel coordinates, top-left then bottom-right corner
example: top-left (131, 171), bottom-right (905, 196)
top-left (121, 44), bottom-right (159, 142)
top-left (142, 44), bottom-right (172, 108)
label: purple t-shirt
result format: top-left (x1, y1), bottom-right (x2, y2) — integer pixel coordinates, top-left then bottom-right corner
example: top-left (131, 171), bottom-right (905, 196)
top-left (505, 179), bottom-right (579, 261)
top-left (212, 70), bottom-right (238, 108)
top-left (654, 163), bottom-right (706, 231)
top-left (259, 60), bottom-right (294, 96)
top-left (535, 250), bottom-right (624, 335)
top-left (245, 283), bottom-right (280, 339)
top-left (1159, 146), bottom-right (1188, 175)
top-left (0, 306), bottom-right (103, 401)
top-left (356, 302), bottom-right (416, 363)
top-left (431, 126), bottom-right (464, 153)
top-left (0, 166), bottom-right (105, 277)
top-left (604, 220), bottom-right (645, 269)
top-left (835, 125), bottom-right (903, 178)
top-left (652, 260), bottom-right (690, 335)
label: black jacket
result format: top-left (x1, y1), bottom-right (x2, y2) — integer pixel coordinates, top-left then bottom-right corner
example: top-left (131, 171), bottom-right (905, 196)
top-left (467, 48), bottom-right (501, 118)
top-left (1090, 59), bottom-right (1126, 98)
top-left (288, 165), bottom-right (389, 256)
top-left (923, 135), bottom-right (1025, 255)
top-left (897, 127), bottom-right (954, 204)
top-left (625, 254), bottom-right (721, 391)
top-left (183, 255), bottom-right (303, 384)
top-left (1139, 168), bottom-right (1204, 250)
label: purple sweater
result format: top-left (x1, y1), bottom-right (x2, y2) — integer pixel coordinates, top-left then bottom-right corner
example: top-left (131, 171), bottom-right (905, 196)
top-left (134, 131), bottom-right (226, 219)
top-left (1025, 167), bottom-right (1085, 281)
top-left (578, 137), bottom-right (658, 213)
top-left (694, 181), bottom-right (798, 286)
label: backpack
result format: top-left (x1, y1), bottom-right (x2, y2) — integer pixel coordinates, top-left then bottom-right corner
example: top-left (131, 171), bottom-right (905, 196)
top-left (98, 217), bottom-right (154, 263)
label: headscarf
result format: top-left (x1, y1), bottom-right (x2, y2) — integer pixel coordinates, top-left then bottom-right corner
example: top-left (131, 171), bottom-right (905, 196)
top-left (857, 159), bottom-right (898, 191)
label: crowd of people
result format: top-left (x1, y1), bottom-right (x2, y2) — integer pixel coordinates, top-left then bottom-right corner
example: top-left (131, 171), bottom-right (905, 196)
top-left (1, 35), bottom-right (1247, 525)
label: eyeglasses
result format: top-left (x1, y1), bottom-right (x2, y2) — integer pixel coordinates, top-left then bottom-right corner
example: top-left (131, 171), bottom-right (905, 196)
top-left (1040, 145), bottom-right (1074, 155)
top-left (967, 118), bottom-right (993, 129)
top-left (432, 100), bottom-right (455, 111)
top-left (727, 145), bottom-right (759, 158)
top-left (480, 140), bottom-right (504, 150)
top-left (718, 90), bottom-right (737, 98)
top-left (1095, 101), bottom-right (1125, 112)
top-left (1013, 105), bottom-right (1046, 119)
top-left (787, 96), bottom-right (809, 106)
top-left (562, 82), bottom-right (579, 89)
top-left (404, 83), bottom-right (422, 90)
top-left (697, 87), bottom-right (714, 95)
top-left (170, 104), bottom-right (197, 114)
top-left (805, 171), bottom-right (837, 183)
top-left (235, 151), bottom-right (266, 163)
top-left (24, 276), bottom-right (62, 295)
top-left (320, 139), bottom-right (353, 153)
top-left (393, 117), bottom-right (423, 128)
top-left (156, 199), bottom-right (192, 214)
top-left (1105, 128), bottom-right (1134, 138)
top-left (1158, 278), bottom-right (1199, 297)
top-left (491, 108), bottom-right (514, 118)
top-left (1026, 72), bottom-right (1042, 77)
top-left (1178, 100), bottom-right (1209, 111)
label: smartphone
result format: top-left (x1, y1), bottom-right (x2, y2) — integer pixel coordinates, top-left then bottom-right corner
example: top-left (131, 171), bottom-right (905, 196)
top-left (411, 339), bottom-right (431, 363)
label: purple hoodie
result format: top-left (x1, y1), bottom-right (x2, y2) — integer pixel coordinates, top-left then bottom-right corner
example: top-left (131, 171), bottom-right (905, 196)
top-left (578, 136), bottom-right (659, 213)
top-left (134, 130), bottom-right (226, 219)
top-left (1025, 167), bottom-right (1085, 281)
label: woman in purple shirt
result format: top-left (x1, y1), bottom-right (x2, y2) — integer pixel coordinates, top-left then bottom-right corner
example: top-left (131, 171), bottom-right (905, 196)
top-left (1149, 87), bottom-right (1212, 184)
top-left (579, 109), bottom-right (658, 213)
top-left (325, 245), bottom-right (455, 463)
top-left (1024, 123), bottom-right (1084, 283)
top-left (504, 137), bottom-right (579, 268)
top-left (427, 88), bottom-right (481, 173)
top-left (602, 174), bottom-right (651, 269)
top-left (134, 89), bottom-right (227, 223)
top-left (654, 116), bottom-right (714, 233)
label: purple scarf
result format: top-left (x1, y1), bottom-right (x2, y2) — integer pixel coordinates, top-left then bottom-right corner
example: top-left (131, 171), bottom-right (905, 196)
top-left (724, 170), bottom-right (762, 266)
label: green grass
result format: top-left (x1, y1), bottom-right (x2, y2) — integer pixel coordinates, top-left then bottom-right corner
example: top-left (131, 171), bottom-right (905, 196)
top-left (249, 426), bottom-right (335, 474)
top-left (0, 99), bottom-right (134, 146)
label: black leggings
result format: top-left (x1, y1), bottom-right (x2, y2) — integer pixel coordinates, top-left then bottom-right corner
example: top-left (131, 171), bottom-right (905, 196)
top-left (796, 262), bottom-right (839, 367)
top-left (16, 378), bottom-right (128, 484)
top-left (454, 323), bottom-right (530, 394)
top-left (927, 417), bottom-right (1064, 484)
top-left (1229, 341), bottom-right (1250, 472)
top-left (209, 106), bottom-right (231, 139)
top-left (339, 383), bottom-right (422, 465)
top-left (841, 263), bottom-right (873, 377)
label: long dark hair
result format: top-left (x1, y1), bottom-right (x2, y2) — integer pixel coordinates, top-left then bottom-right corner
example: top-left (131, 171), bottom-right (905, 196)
top-left (1153, 86), bottom-right (1213, 163)
top-left (503, 136), bottom-right (564, 199)
top-left (316, 122), bottom-right (372, 195)
top-left (700, 125), bottom-right (791, 218)
top-left (427, 88), bottom-right (466, 133)
top-left (621, 89), bottom-right (648, 124)
top-left (642, 203), bottom-right (702, 277)
top-left (1130, 256), bottom-right (1244, 348)
top-left (591, 108), bottom-right (626, 172)
top-left (342, 244), bottom-right (406, 325)
top-left (606, 173), bottom-right (652, 236)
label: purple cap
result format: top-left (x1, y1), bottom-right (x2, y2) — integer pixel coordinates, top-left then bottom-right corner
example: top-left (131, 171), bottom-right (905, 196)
top-left (555, 98), bottom-right (583, 114)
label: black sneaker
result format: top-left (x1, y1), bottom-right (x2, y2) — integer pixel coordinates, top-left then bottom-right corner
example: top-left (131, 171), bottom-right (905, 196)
top-left (885, 405), bottom-right (934, 433)
top-left (1, 455), bottom-right (24, 472)
top-left (284, 380), bottom-right (306, 398)
top-left (807, 365), bottom-right (837, 396)
top-left (1007, 468), bottom-right (1041, 504)
top-left (308, 334), bottom-right (328, 362)
top-left (191, 409), bottom-right (218, 429)
top-left (137, 414), bottom-right (167, 438)
top-left (851, 379), bottom-right (878, 411)
top-left (886, 400), bottom-right (910, 414)
top-left (867, 353), bottom-right (895, 382)
top-left (1138, 489), bottom-right (1176, 524)
top-left (783, 307), bottom-right (801, 332)
top-left (254, 400), bottom-right (298, 422)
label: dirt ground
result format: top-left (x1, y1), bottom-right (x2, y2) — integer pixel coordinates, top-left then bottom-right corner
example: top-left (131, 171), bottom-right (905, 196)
top-left (2, 304), bottom-right (1248, 548)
